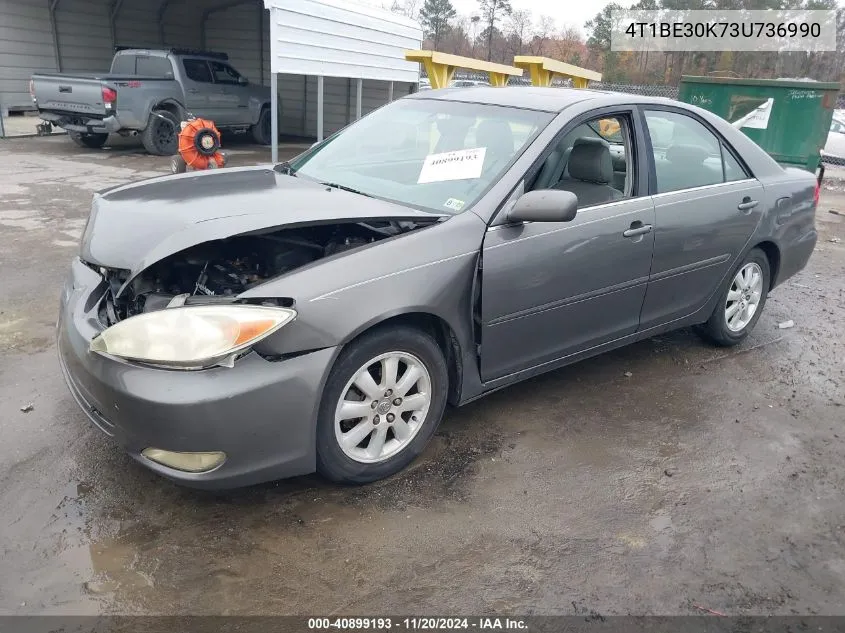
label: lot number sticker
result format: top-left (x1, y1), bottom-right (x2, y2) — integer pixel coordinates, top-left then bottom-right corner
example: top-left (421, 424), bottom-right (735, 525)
top-left (418, 148), bottom-right (487, 183)
top-left (444, 198), bottom-right (465, 211)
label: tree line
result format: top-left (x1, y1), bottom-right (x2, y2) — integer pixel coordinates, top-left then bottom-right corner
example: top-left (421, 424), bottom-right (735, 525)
top-left (388, 0), bottom-right (845, 85)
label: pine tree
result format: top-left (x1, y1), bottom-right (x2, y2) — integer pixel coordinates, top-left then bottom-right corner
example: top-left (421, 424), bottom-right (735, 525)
top-left (419, 0), bottom-right (457, 49)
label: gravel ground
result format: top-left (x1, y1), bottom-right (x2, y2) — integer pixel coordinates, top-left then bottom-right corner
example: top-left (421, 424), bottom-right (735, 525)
top-left (0, 133), bottom-right (843, 617)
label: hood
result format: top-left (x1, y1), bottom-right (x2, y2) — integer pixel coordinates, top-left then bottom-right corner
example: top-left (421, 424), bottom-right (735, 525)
top-left (81, 165), bottom-right (443, 273)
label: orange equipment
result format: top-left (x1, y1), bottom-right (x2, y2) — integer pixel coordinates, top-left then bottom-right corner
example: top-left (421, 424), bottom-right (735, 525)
top-left (171, 117), bottom-right (227, 173)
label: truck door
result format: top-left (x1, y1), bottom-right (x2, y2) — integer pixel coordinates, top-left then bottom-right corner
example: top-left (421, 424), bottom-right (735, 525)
top-left (180, 58), bottom-right (213, 119)
top-left (208, 60), bottom-right (250, 126)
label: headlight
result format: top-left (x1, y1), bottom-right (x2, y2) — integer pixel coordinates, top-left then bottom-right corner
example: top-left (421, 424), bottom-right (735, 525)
top-left (89, 304), bottom-right (296, 369)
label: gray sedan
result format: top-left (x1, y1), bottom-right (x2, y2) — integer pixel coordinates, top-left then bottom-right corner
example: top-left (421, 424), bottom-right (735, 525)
top-left (58, 87), bottom-right (819, 488)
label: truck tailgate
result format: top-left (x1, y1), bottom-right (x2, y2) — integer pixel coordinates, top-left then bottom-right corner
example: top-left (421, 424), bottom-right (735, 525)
top-left (32, 74), bottom-right (106, 116)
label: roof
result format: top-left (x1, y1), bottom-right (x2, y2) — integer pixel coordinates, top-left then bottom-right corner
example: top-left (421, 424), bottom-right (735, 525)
top-left (408, 86), bottom-right (675, 112)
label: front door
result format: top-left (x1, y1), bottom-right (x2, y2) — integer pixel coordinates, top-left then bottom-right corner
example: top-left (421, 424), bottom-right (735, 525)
top-left (208, 61), bottom-right (250, 126)
top-left (479, 110), bottom-right (655, 382)
top-left (638, 108), bottom-right (765, 329)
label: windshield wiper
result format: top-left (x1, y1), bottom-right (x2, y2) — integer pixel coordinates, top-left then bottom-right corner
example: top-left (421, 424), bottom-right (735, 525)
top-left (320, 181), bottom-right (373, 198)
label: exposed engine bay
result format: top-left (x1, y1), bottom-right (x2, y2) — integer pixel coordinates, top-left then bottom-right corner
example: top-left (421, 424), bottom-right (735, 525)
top-left (99, 220), bottom-right (431, 325)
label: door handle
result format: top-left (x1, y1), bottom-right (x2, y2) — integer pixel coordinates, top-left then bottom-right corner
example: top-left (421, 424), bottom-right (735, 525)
top-left (187, 88), bottom-right (199, 93)
top-left (623, 222), bottom-right (653, 238)
top-left (738, 197), bottom-right (759, 212)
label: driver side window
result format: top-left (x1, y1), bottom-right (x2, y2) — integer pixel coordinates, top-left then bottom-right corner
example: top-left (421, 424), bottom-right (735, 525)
top-left (527, 113), bottom-right (635, 209)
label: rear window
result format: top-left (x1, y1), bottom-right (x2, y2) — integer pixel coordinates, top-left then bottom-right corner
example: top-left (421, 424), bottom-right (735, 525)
top-left (183, 59), bottom-right (212, 83)
top-left (111, 54), bottom-right (135, 74)
top-left (136, 56), bottom-right (173, 77)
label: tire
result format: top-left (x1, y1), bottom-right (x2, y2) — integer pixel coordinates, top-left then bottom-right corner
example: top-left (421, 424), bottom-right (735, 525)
top-left (698, 248), bottom-right (771, 347)
top-left (316, 326), bottom-right (449, 484)
top-left (170, 155), bottom-right (187, 174)
top-left (68, 132), bottom-right (108, 149)
top-left (141, 109), bottom-right (179, 156)
top-left (250, 107), bottom-right (272, 145)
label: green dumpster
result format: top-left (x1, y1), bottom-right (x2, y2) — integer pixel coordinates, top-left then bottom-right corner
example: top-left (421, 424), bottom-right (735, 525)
top-left (679, 75), bottom-right (840, 173)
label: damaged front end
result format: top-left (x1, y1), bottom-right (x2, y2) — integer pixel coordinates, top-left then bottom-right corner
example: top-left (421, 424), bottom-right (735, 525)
top-left (94, 219), bottom-right (434, 327)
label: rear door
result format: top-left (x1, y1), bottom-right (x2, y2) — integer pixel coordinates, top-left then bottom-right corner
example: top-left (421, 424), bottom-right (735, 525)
top-left (638, 107), bottom-right (765, 329)
top-left (180, 58), bottom-right (213, 118)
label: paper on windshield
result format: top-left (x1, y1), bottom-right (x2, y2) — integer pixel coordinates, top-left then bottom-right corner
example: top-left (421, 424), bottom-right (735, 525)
top-left (417, 148), bottom-right (487, 184)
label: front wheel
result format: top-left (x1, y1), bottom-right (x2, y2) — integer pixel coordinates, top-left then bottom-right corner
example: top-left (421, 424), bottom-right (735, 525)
top-left (68, 132), bottom-right (108, 149)
top-left (250, 107), bottom-right (273, 145)
top-left (316, 326), bottom-right (449, 484)
top-left (698, 248), bottom-right (770, 347)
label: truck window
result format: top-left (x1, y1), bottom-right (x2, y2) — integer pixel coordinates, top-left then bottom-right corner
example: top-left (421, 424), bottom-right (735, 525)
top-left (209, 61), bottom-right (242, 85)
top-left (111, 54), bottom-right (136, 74)
top-left (183, 59), bottom-right (212, 83)
top-left (136, 56), bottom-right (173, 77)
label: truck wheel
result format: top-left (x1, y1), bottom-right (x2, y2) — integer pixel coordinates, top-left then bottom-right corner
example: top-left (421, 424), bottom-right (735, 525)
top-left (69, 132), bottom-right (108, 149)
top-left (141, 110), bottom-right (179, 156)
top-left (250, 107), bottom-right (273, 145)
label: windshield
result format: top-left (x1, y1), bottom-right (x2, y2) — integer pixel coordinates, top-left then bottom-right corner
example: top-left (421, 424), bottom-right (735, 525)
top-left (289, 98), bottom-right (554, 214)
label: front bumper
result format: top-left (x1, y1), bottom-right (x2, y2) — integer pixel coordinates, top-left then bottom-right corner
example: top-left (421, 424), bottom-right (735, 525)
top-left (58, 257), bottom-right (337, 489)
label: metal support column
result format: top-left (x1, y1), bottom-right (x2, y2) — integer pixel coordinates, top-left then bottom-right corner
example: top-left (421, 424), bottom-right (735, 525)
top-left (317, 75), bottom-right (324, 142)
top-left (388, 81), bottom-right (394, 102)
top-left (258, 3), bottom-right (265, 84)
top-left (109, 0), bottom-right (126, 50)
top-left (355, 79), bottom-right (362, 120)
top-left (270, 72), bottom-right (278, 163)
top-left (49, 0), bottom-right (62, 72)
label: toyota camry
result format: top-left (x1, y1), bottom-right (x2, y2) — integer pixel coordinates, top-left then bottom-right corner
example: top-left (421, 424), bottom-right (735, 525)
top-left (58, 87), bottom-right (819, 488)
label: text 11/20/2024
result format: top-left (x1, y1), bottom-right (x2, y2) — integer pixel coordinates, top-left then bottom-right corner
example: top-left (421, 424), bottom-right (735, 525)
top-left (307, 617), bottom-right (528, 630)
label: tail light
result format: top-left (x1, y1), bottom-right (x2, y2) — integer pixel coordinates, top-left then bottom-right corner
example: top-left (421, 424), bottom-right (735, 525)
top-left (101, 86), bottom-right (117, 109)
top-left (813, 180), bottom-right (820, 206)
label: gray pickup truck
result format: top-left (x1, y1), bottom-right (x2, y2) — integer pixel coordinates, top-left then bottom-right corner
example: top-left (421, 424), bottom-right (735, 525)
top-left (31, 48), bottom-right (273, 155)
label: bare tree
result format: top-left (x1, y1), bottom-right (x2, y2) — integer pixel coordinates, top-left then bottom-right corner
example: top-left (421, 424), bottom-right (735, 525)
top-left (477, 0), bottom-right (513, 61)
top-left (527, 14), bottom-right (556, 56)
top-left (506, 9), bottom-right (533, 56)
top-left (387, 0), bottom-right (420, 18)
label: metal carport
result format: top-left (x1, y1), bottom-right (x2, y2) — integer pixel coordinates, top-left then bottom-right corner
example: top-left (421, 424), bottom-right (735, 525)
top-left (0, 0), bottom-right (419, 139)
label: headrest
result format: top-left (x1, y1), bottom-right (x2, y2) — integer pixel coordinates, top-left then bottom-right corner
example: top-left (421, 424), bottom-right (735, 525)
top-left (568, 141), bottom-right (614, 184)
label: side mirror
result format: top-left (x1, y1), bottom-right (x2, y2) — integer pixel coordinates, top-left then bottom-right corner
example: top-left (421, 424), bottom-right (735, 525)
top-left (238, 76), bottom-right (248, 85)
top-left (507, 190), bottom-right (578, 223)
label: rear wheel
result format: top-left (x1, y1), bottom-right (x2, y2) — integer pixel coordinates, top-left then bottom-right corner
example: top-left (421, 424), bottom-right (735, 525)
top-left (316, 326), bottom-right (448, 484)
top-left (250, 107), bottom-right (272, 145)
top-left (698, 248), bottom-right (770, 347)
top-left (68, 132), bottom-right (108, 149)
top-left (141, 109), bottom-right (179, 156)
